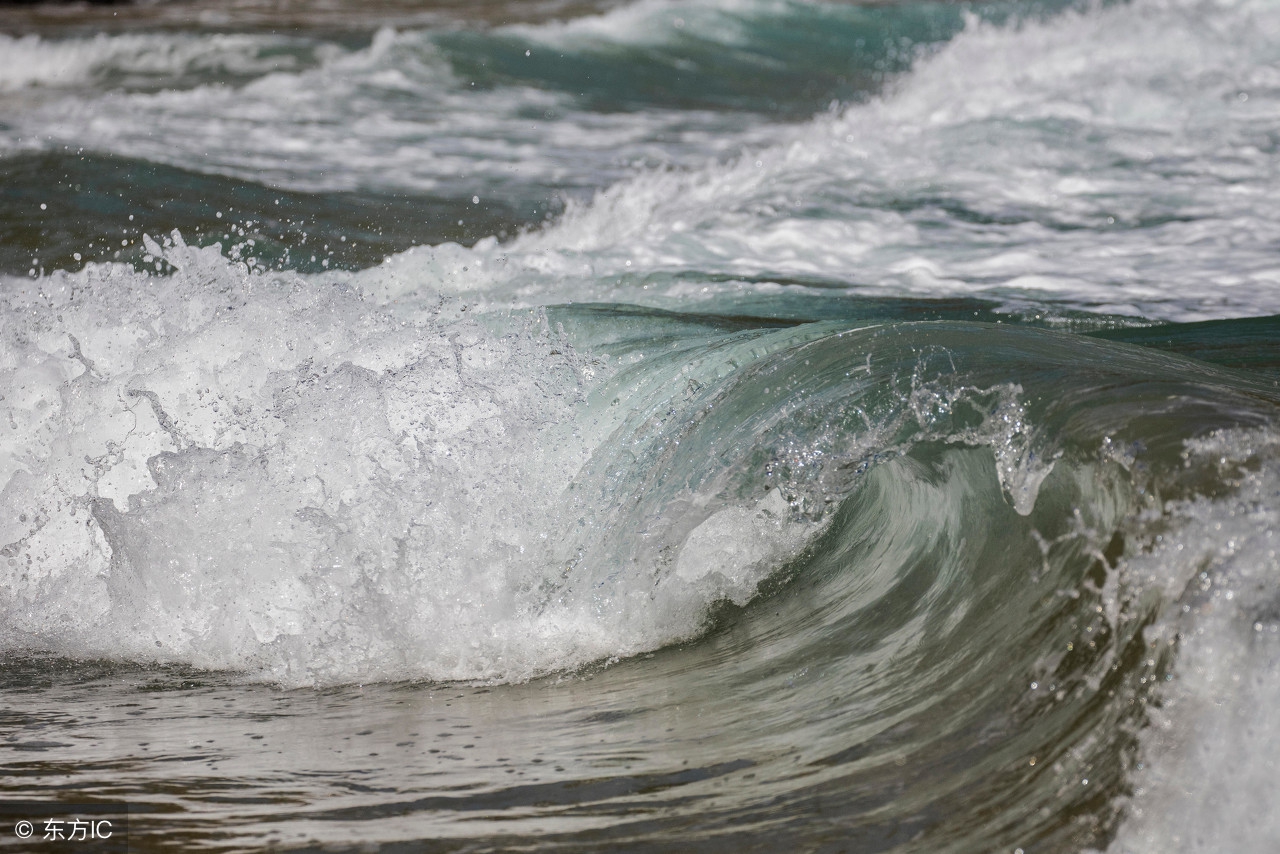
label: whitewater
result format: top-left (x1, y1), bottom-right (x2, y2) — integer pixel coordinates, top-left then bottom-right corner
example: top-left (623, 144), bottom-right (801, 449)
top-left (2, 0), bottom-right (1279, 849)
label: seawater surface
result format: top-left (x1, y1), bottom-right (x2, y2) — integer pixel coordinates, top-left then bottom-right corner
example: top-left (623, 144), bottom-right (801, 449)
top-left (2, 0), bottom-right (1280, 850)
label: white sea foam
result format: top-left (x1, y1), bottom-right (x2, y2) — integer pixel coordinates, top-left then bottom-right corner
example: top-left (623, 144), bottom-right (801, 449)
top-left (0, 34), bottom-right (125, 91)
top-left (0, 24), bottom-right (774, 194)
top-left (383, 0), bottom-right (1280, 322)
top-left (0, 235), bottom-right (832, 686)
top-left (1102, 430), bottom-right (1280, 852)
top-left (8, 0), bottom-right (1280, 313)
top-left (0, 31), bottom-right (331, 93)
top-left (507, 0), bottom-right (789, 49)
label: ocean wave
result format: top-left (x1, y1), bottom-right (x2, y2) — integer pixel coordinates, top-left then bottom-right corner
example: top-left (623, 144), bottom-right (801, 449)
top-left (5, 0), bottom-right (1280, 849)
top-left (0, 30), bottom-right (335, 93)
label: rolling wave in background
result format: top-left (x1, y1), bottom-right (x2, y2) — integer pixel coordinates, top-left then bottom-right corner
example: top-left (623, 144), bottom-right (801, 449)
top-left (2, 0), bottom-right (1280, 850)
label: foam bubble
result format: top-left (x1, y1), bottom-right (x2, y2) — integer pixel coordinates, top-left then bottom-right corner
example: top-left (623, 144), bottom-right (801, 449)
top-left (1105, 430), bottom-right (1280, 852)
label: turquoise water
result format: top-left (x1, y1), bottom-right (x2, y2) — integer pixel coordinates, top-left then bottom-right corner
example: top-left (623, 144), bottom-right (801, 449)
top-left (3, 0), bottom-right (1280, 849)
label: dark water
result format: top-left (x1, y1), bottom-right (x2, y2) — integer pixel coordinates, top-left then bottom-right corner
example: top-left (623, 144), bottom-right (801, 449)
top-left (3, 0), bottom-right (1280, 850)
